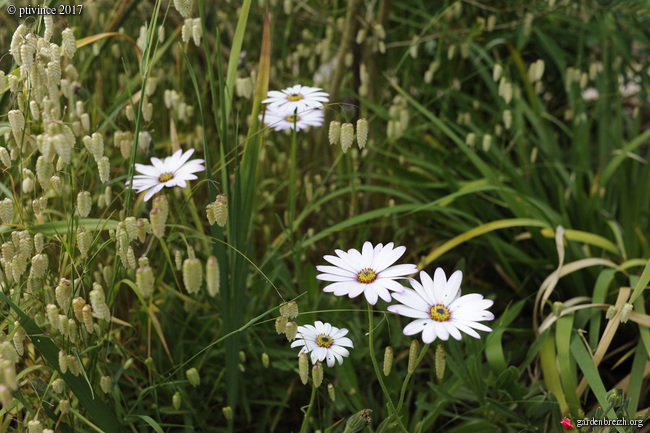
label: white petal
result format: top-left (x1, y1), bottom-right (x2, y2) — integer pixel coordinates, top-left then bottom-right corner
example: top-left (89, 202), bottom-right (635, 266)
top-left (444, 270), bottom-right (463, 302)
top-left (379, 264), bottom-right (419, 278)
top-left (363, 288), bottom-right (378, 305)
top-left (335, 248), bottom-right (363, 270)
top-left (322, 254), bottom-right (359, 273)
top-left (316, 265), bottom-right (357, 278)
top-left (444, 322), bottom-right (463, 340)
top-left (375, 285), bottom-right (392, 303)
top-left (361, 242), bottom-right (374, 267)
top-left (432, 268), bottom-right (448, 303)
top-left (334, 337), bottom-right (354, 348)
top-left (377, 278), bottom-right (408, 293)
top-left (348, 283), bottom-right (366, 298)
top-left (409, 277), bottom-right (436, 305)
top-left (330, 346), bottom-right (349, 358)
top-left (143, 183), bottom-right (165, 201)
top-left (317, 273), bottom-right (357, 282)
top-left (373, 244), bottom-right (405, 272)
top-left (391, 288), bottom-right (427, 310)
top-left (422, 324), bottom-right (439, 343)
top-left (387, 304), bottom-right (429, 319)
top-left (322, 282), bottom-right (353, 296)
top-left (403, 319), bottom-right (429, 336)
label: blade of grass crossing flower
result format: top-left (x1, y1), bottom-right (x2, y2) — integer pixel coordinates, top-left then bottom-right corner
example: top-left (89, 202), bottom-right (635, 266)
top-left (539, 335), bottom-right (568, 413)
top-left (485, 300), bottom-right (525, 374)
top-left (555, 315), bottom-right (580, 417)
top-left (0, 292), bottom-right (124, 432)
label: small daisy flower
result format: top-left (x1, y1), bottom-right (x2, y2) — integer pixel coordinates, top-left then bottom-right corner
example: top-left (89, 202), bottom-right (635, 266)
top-left (291, 321), bottom-right (354, 367)
top-left (263, 84), bottom-right (329, 112)
top-left (387, 268), bottom-right (494, 343)
top-left (316, 242), bottom-right (418, 305)
top-left (261, 107), bottom-right (324, 131)
top-left (127, 148), bottom-right (205, 202)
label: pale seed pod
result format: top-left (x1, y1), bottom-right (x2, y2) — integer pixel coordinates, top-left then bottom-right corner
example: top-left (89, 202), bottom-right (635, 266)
top-left (173, 0), bottom-right (193, 18)
top-left (28, 420), bottom-right (43, 433)
top-left (261, 353), bottom-right (270, 368)
top-left (8, 110), bottom-right (25, 135)
top-left (435, 344), bottom-right (446, 380)
top-left (383, 346), bottom-right (393, 376)
top-left (47, 304), bottom-right (61, 332)
top-left (62, 28), bottom-right (77, 59)
top-left (100, 375), bottom-right (112, 393)
top-left (328, 121), bottom-right (341, 145)
top-left (356, 118), bottom-right (368, 149)
top-left (192, 18), bottom-right (202, 46)
top-left (620, 303), bottom-right (633, 323)
top-left (52, 378), bottom-right (65, 394)
top-left (143, 102), bottom-right (153, 122)
top-left (0, 341), bottom-right (18, 364)
top-left (182, 257), bottom-right (203, 294)
top-left (81, 113), bottom-right (90, 132)
top-left (31, 253), bottom-right (48, 277)
top-left (75, 191), bottom-right (92, 217)
top-left (67, 356), bottom-right (80, 376)
top-left (50, 175), bottom-right (62, 194)
top-left (173, 392), bottom-right (182, 409)
top-left (59, 399), bottom-right (71, 414)
top-left (275, 316), bottom-right (288, 334)
top-left (0, 384), bottom-right (12, 409)
top-left (30, 100), bottom-right (40, 121)
top-left (284, 321), bottom-right (298, 341)
top-left (96, 156), bottom-right (110, 183)
top-left (35, 156), bottom-right (53, 190)
top-left (13, 322), bottom-right (26, 356)
top-left (82, 305), bottom-right (94, 332)
top-left (55, 279), bottom-right (72, 314)
top-left (174, 250), bottom-right (182, 270)
top-left (125, 246), bottom-right (136, 269)
top-left (182, 19), bottom-right (192, 43)
top-left (206, 256), bottom-right (220, 297)
top-left (235, 77), bottom-right (253, 99)
top-left (12, 254), bottom-right (28, 280)
top-left (298, 352), bottom-right (309, 385)
top-left (68, 318), bottom-right (77, 343)
top-left (59, 314), bottom-right (69, 336)
top-left (186, 367), bottom-right (200, 387)
top-left (59, 351), bottom-right (68, 373)
top-left (76, 227), bottom-right (91, 258)
top-left (34, 233), bottom-right (44, 254)
top-left (340, 123), bottom-right (354, 153)
top-left (503, 109), bottom-right (512, 130)
top-left (0, 147), bottom-right (11, 168)
top-left (212, 194), bottom-right (228, 227)
top-left (90, 283), bottom-right (110, 320)
top-left (22, 177), bottom-right (34, 194)
top-left (1, 360), bottom-right (17, 390)
top-left (312, 362), bottom-right (323, 388)
top-left (72, 297), bottom-right (86, 322)
top-left (279, 301), bottom-right (299, 319)
top-left (407, 339), bottom-right (420, 373)
top-left (0, 198), bottom-right (14, 224)
top-left (222, 406), bottom-right (233, 421)
top-left (328, 383), bottom-right (335, 401)
top-left (136, 266), bottom-right (154, 299)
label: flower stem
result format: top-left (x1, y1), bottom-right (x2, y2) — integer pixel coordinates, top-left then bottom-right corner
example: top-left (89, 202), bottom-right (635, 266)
top-left (299, 383), bottom-right (317, 433)
top-left (367, 303), bottom-right (409, 433)
top-left (396, 343), bottom-right (430, 414)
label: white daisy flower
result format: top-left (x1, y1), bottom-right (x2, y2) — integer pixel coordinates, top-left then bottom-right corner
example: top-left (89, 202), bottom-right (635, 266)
top-left (262, 84), bottom-right (329, 112)
top-left (316, 242), bottom-right (419, 305)
top-left (260, 107), bottom-right (324, 131)
top-left (290, 321), bottom-right (354, 367)
top-left (127, 148), bottom-right (205, 202)
top-left (387, 268), bottom-right (494, 344)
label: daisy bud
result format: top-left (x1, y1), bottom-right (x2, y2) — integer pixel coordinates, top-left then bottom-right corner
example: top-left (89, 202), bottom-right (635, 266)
top-left (340, 123), bottom-right (354, 153)
top-left (186, 367), bottom-right (200, 387)
top-left (344, 409), bottom-right (373, 433)
top-left (206, 256), bottom-right (220, 297)
top-left (222, 406), bottom-right (233, 421)
top-left (59, 351), bottom-right (68, 373)
top-left (76, 191), bottom-right (92, 218)
top-left (52, 378), bottom-right (64, 394)
top-left (328, 121), bottom-right (341, 145)
top-left (13, 322), bottom-right (26, 356)
top-left (76, 227), bottom-right (91, 258)
top-left (47, 304), bottom-right (60, 332)
top-left (100, 375), bottom-right (112, 393)
top-left (28, 420), bottom-right (43, 433)
top-left (356, 118), bottom-right (368, 149)
top-left (67, 356), bottom-right (80, 376)
top-left (312, 362), bottom-right (323, 388)
top-left (284, 321), bottom-right (298, 342)
top-left (275, 316), bottom-right (288, 334)
top-left (606, 388), bottom-right (624, 408)
top-left (0, 147), bottom-right (11, 168)
top-left (55, 279), bottom-right (72, 314)
top-left (279, 301), bottom-right (299, 319)
top-left (620, 303), bottom-right (633, 323)
top-left (298, 352), bottom-right (309, 385)
top-left (174, 249), bottom-right (182, 270)
top-left (261, 353), bottom-right (270, 368)
top-left (407, 339), bottom-right (420, 373)
top-left (62, 28), bottom-right (76, 59)
top-left (383, 347), bottom-right (393, 376)
top-left (606, 306), bottom-right (617, 320)
top-left (0, 198), bottom-right (14, 224)
top-left (182, 257), bottom-right (203, 294)
top-left (167, 391), bottom-right (181, 410)
top-left (136, 265), bottom-right (155, 299)
top-left (328, 383), bottom-right (335, 401)
top-left (435, 344), bottom-right (446, 380)
top-left (59, 399), bottom-right (71, 414)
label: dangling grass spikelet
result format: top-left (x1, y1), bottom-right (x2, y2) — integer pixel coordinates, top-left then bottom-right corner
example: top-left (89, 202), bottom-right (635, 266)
top-left (13, 322), bottom-right (26, 356)
top-left (186, 367), bottom-right (200, 386)
top-left (275, 316), bottom-right (288, 334)
top-left (182, 256), bottom-right (203, 294)
top-left (100, 376), bottom-right (112, 394)
top-left (435, 344), bottom-right (446, 380)
top-left (312, 362), bottom-right (323, 388)
top-left (55, 279), bottom-right (72, 314)
top-left (136, 265), bottom-right (154, 299)
top-left (298, 352), bottom-right (309, 385)
top-left (279, 301), bottom-right (298, 319)
top-left (284, 321), bottom-right (298, 341)
top-left (340, 122), bottom-right (354, 153)
top-left (77, 227), bottom-right (91, 258)
top-left (328, 383), bottom-right (335, 401)
top-left (261, 353), bottom-right (270, 368)
top-left (329, 121), bottom-right (341, 145)
top-left (206, 256), bottom-right (220, 296)
top-left (0, 198), bottom-right (14, 224)
top-left (383, 346), bottom-right (393, 376)
top-left (407, 339), bottom-right (420, 373)
top-left (356, 118), bottom-right (368, 149)
top-left (173, 392), bottom-right (182, 409)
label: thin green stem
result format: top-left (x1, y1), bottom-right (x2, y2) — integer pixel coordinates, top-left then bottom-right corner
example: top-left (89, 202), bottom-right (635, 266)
top-left (299, 384), bottom-right (317, 433)
top-left (367, 303), bottom-right (409, 433)
top-left (396, 343), bottom-right (430, 414)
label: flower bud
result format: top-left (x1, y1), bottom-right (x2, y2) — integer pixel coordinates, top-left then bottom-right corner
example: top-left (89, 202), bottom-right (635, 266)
top-left (606, 388), bottom-right (624, 408)
top-left (186, 367), bottom-right (200, 387)
top-left (222, 406), bottom-right (233, 421)
top-left (298, 352), bottom-right (309, 385)
top-left (383, 346), bottom-right (393, 376)
top-left (312, 362), bottom-right (323, 388)
top-left (408, 339), bottom-right (420, 373)
top-left (343, 409), bottom-right (372, 433)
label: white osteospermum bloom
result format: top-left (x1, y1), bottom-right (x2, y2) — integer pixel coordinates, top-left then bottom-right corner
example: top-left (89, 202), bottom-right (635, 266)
top-left (387, 268), bottom-right (494, 343)
top-left (316, 242), bottom-right (418, 305)
top-left (263, 84), bottom-right (329, 112)
top-left (127, 148), bottom-right (205, 201)
top-left (291, 321), bottom-right (353, 367)
top-left (261, 107), bottom-right (324, 132)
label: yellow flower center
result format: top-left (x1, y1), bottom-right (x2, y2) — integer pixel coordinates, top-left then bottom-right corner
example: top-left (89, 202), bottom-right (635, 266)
top-left (287, 93), bottom-right (303, 101)
top-left (158, 172), bottom-right (174, 182)
top-left (357, 268), bottom-right (377, 284)
top-left (429, 304), bottom-right (450, 322)
top-left (316, 333), bottom-right (334, 348)
top-left (285, 114), bottom-right (300, 123)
